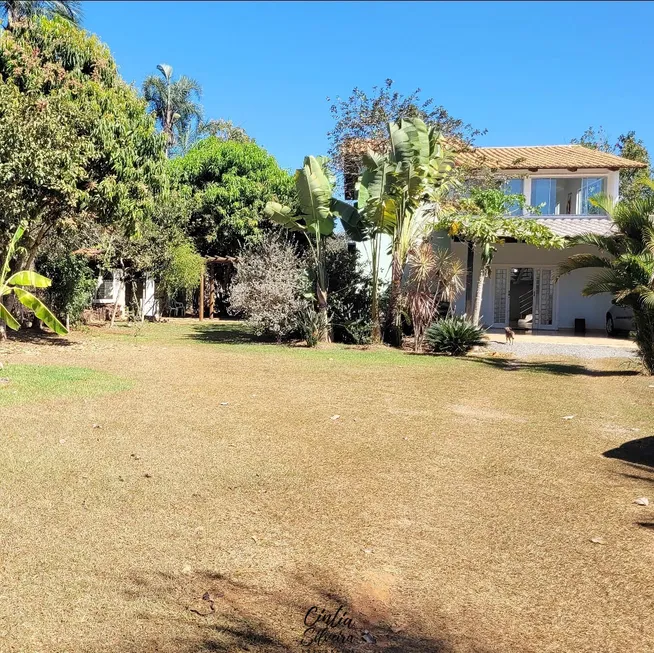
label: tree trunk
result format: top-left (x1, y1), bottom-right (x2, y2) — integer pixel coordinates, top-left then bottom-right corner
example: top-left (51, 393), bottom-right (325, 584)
top-left (472, 266), bottom-right (486, 327)
top-left (634, 308), bottom-right (654, 375)
top-left (370, 234), bottom-right (382, 344)
top-left (316, 284), bottom-right (330, 343)
top-left (0, 319), bottom-right (6, 341)
top-left (385, 251), bottom-right (403, 346)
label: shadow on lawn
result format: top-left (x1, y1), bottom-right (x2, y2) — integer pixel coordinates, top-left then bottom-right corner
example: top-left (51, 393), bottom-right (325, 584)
top-left (182, 323), bottom-right (260, 345)
top-left (89, 569), bottom-right (492, 653)
top-left (465, 356), bottom-right (640, 377)
top-left (604, 436), bottom-right (654, 469)
top-left (4, 328), bottom-right (73, 347)
top-left (605, 438), bottom-right (654, 532)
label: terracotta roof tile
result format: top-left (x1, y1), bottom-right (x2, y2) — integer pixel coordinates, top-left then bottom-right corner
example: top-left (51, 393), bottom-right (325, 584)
top-left (456, 145), bottom-right (646, 171)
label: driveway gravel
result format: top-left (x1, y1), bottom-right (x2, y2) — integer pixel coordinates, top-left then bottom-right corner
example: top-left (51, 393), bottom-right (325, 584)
top-left (487, 340), bottom-right (636, 359)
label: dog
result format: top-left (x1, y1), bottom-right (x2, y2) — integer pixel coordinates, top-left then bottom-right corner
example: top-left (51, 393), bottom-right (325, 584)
top-left (504, 326), bottom-right (515, 345)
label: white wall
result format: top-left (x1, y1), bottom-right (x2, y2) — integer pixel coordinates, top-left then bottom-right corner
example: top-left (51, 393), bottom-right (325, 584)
top-left (450, 242), bottom-right (610, 330)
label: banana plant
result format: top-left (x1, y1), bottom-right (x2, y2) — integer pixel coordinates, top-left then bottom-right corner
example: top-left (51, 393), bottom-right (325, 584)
top-left (356, 150), bottom-right (396, 342)
top-left (355, 117), bottom-right (457, 344)
top-left (265, 155), bottom-right (363, 341)
top-left (0, 225), bottom-right (68, 339)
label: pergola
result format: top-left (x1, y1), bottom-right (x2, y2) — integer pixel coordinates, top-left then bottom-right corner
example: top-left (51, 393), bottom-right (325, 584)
top-left (198, 255), bottom-right (237, 321)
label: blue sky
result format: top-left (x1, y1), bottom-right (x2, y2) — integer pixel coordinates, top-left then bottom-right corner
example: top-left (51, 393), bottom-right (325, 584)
top-left (84, 1), bottom-right (653, 172)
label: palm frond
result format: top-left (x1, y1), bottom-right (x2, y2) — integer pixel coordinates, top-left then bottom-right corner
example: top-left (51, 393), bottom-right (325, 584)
top-left (557, 253), bottom-right (613, 278)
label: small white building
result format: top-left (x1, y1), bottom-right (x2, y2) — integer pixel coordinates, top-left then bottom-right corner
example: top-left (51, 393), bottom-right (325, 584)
top-left (94, 270), bottom-right (158, 319)
top-left (357, 144), bottom-right (645, 332)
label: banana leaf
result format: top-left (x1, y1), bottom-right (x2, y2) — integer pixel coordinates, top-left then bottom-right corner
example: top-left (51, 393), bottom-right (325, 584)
top-left (6, 271), bottom-right (52, 288)
top-left (296, 156), bottom-right (333, 226)
top-left (330, 198), bottom-right (364, 242)
top-left (0, 303), bottom-right (20, 331)
top-left (264, 202), bottom-right (306, 232)
top-left (12, 288), bottom-right (68, 335)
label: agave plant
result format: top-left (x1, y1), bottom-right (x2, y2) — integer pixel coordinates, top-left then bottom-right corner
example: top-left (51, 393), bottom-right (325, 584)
top-left (0, 225), bottom-right (68, 339)
top-left (425, 315), bottom-right (487, 356)
top-left (265, 155), bottom-right (363, 342)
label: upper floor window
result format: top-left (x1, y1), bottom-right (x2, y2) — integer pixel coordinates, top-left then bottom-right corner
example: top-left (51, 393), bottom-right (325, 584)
top-left (530, 177), bottom-right (606, 216)
top-left (502, 178), bottom-right (524, 216)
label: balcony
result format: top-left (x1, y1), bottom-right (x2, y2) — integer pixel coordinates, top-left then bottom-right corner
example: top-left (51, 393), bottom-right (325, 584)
top-left (530, 177), bottom-right (606, 216)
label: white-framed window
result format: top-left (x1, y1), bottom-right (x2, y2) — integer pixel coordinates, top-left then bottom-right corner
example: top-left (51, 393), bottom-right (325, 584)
top-left (530, 177), bottom-right (607, 216)
top-left (96, 273), bottom-right (114, 300)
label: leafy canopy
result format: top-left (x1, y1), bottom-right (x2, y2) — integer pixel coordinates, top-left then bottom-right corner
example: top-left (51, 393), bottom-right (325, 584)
top-left (0, 16), bottom-right (167, 257)
top-left (171, 137), bottom-right (295, 257)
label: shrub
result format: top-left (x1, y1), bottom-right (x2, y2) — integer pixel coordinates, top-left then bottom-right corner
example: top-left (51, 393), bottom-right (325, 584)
top-left (425, 316), bottom-right (488, 356)
top-left (39, 253), bottom-right (97, 326)
top-left (297, 303), bottom-right (328, 347)
top-left (229, 234), bottom-right (306, 340)
top-left (324, 235), bottom-right (373, 344)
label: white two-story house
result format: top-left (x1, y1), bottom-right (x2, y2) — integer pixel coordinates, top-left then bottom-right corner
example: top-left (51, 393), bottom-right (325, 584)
top-left (449, 145), bottom-right (646, 332)
top-left (355, 143), bottom-right (645, 333)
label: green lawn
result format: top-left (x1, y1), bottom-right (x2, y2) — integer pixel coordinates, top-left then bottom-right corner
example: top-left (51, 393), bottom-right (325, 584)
top-left (0, 320), bottom-right (651, 653)
top-left (0, 364), bottom-right (131, 406)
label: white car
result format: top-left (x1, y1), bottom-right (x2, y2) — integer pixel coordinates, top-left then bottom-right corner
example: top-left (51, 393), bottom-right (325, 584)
top-left (606, 302), bottom-right (634, 336)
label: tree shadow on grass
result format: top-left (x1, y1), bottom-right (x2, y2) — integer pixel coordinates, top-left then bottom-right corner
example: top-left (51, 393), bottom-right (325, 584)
top-left (605, 438), bottom-right (654, 532)
top-left (4, 328), bottom-right (73, 347)
top-left (182, 323), bottom-right (262, 345)
top-left (604, 436), bottom-right (654, 469)
top-left (463, 355), bottom-right (640, 377)
top-left (86, 569), bottom-right (492, 653)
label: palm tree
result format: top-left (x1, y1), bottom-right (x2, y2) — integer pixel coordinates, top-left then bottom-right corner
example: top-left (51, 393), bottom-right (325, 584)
top-left (1, 0), bottom-right (81, 29)
top-left (142, 64), bottom-right (202, 157)
top-left (558, 191), bottom-right (654, 374)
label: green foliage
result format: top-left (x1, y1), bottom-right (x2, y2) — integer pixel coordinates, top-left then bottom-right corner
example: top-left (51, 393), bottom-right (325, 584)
top-left (158, 241), bottom-right (205, 297)
top-left (1, 1), bottom-right (82, 29)
top-left (558, 192), bottom-right (654, 373)
top-left (0, 225), bottom-right (68, 335)
top-left (39, 252), bottom-right (96, 325)
top-left (425, 316), bottom-right (487, 356)
top-left (437, 186), bottom-right (563, 325)
top-left (172, 137), bottom-right (295, 257)
top-left (0, 17), bottom-right (166, 260)
top-left (324, 236), bottom-right (372, 344)
top-left (265, 155), bottom-right (365, 341)
top-left (355, 116), bottom-right (459, 343)
top-left (143, 63), bottom-right (202, 155)
top-left (327, 78), bottom-right (483, 193)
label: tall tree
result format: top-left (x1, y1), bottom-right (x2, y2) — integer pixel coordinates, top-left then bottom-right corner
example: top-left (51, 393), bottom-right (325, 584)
top-left (572, 126), bottom-right (652, 202)
top-left (142, 64), bottom-right (202, 156)
top-left (171, 137), bottom-right (295, 257)
top-left (558, 189), bottom-right (654, 374)
top-left (1, 0), bottom-right (81, 29)
top-left (327, 78), bottom-right (483, 197)
top-left (0, 16), bottom-right (167, 266)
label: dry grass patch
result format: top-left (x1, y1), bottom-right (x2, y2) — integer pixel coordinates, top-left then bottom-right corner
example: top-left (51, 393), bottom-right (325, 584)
top-left (0, 321), bottom-right (652, 652)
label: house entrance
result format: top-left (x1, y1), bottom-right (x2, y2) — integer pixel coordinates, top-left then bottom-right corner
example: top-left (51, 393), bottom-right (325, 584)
top-left (492, 267), bottom-right (556, 329)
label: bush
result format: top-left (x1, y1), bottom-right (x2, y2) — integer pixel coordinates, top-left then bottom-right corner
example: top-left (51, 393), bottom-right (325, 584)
top-left (229, 234), bottom-right (306, 340)
top-left (425, 316), bottom-right (487, 356)
top-left (324, 235), bottom-right (373, 344)
top-left (38, 253), bottom-right (97, 326)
